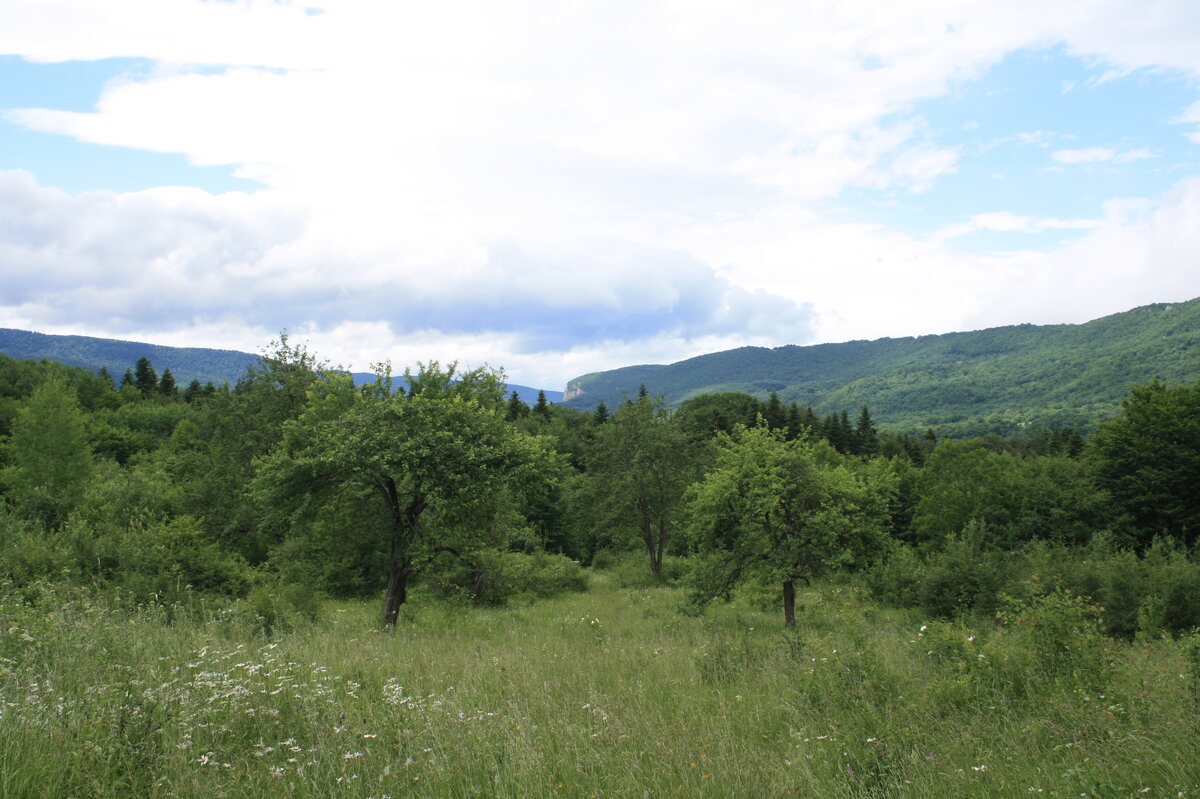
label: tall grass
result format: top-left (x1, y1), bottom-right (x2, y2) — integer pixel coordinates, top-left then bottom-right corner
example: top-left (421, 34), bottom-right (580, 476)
top-left (1, 577), bottom-right (1197, 798)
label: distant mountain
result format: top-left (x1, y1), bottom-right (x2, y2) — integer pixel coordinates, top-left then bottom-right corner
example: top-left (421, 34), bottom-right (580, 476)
top-left (563, 298), bottom-right (1200, 436)
top-left (0, 328), bottom-right (564, 402)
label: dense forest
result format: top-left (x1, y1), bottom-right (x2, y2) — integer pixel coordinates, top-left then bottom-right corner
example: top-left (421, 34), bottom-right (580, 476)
top-left (2, 337), bottom-right (1197, 633)
top-left (2, 339), bottom-right (1199, 796)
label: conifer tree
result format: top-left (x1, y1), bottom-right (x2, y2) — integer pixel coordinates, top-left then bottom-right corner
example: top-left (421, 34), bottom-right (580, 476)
top-left (593, 401), bottom-right (609, 425)
top-left (134, 357), bottom-right (158, 397)
top-left (506, 391), bottom-right (530, 421)
top-left (159, 368), bottom-right (178, 397)
top-left (854, 405), bottom-right (879, 455)
top-left (533, 390), bottom-right (552, 420)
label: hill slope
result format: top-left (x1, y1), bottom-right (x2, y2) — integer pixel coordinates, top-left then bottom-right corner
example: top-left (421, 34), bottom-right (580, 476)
top-left (0, 329), bottom-right (564, 402)
top-left (563, 298), bottom-right (1200, 435)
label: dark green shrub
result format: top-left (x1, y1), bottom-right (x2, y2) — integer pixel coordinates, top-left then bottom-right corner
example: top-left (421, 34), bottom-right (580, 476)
top-left (427, 549), bottom-right (588, 605)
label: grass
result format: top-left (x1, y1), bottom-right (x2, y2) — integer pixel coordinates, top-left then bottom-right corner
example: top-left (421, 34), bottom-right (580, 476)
top-left (1, 576), bottom-right (1198, 798)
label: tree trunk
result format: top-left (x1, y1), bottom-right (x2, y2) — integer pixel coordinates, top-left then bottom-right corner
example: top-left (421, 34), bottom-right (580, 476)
top-left (783, 579), bottom-right (796, 629)
top-left (381, 555), bottom-right (409, 630)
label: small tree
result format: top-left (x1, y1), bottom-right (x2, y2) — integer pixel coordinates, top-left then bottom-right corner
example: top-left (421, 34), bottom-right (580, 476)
top-left (254, 362), bottom-right (547, 629)
top-left (687, 425), bottom-right (893, 627)
top-left (574, 394), bottom-right (697, 577)
top-left (2, 378), bottom-right (93, 528)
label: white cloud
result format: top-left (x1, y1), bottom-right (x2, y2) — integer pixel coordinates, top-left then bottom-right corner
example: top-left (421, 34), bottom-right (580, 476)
top-left (930, 211), bottom-right (1100, 243)
top-left (1050, 146), bottom-right (1156, 164)
top-left (1, 1), bottom-right (1200, 386)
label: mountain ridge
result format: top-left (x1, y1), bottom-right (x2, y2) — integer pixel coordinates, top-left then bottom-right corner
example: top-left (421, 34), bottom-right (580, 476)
top-left (563, 299), bottom-right (1200, 436)
top-left (0, 328), bottom-right (565, 403)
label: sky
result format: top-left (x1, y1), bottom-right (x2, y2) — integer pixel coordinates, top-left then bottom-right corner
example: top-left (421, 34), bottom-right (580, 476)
top-left (1, 1), bottom-right (1199, 391)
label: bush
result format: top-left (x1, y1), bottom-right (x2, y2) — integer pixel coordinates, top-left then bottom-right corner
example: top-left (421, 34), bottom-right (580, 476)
top-left (995, 579), bottom-right (1110, 689)
top-left (427, 549), bottom-right (589, 606)
top-left (69, 514), bottom-right (251, 603)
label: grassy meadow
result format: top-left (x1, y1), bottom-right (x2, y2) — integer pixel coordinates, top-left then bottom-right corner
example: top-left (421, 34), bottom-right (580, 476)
top-left (1, 574), bottom-right (1197, 798)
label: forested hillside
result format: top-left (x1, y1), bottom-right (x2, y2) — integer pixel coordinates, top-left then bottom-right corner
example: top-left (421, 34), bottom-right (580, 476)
top-left (564, 298), bottom-right (1200, 436)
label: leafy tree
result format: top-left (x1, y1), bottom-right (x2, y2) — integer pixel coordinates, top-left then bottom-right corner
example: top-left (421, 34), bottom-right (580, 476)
top-left (1088, 380), bottom-right (1200, 546)
top-left (254, 362), bottom-right (547, 629)
top-left (687, 425), bottom-right (894, 627)
top-left (910, 440), bottom-right (1022, 546)
top-left (2, 378), bottom-right (93, 528)
top-left (166, 335), bottom-right (325, 561)
top-left (674, 392), bottom-right (762, 442)
top-left (573, 394), bottom-right (698, 577)
top-left (133, 357), bottom-right (158, 398)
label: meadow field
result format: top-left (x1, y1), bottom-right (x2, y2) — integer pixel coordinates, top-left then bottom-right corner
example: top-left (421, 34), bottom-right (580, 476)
top-left (2, 574), bottom-right (1197, 799)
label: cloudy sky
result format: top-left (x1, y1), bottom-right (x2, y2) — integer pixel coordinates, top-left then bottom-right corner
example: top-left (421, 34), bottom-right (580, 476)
top-left (2, 1), bottom-right (1199, 390)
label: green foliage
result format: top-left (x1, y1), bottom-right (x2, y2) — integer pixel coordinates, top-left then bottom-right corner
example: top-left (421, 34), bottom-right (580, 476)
top-left (995, 579), bottom-right (1110, 688)
top-left (564, 299), bottom-right (1200, 437)
top-left (425, 549), bottom-right (588, 605)
top-left (687, 425), bottom-right (895, 624)
top-left (571, 394), bottom-right (700, 577)
top-left (1088, 379), bottom-right (1200, 546)
top-left (2, 377), bottom-right (94, 528)
top-left (912, 440), bottom-right (1115, 547)
top-left (253, 361), bottom-right (550, 627)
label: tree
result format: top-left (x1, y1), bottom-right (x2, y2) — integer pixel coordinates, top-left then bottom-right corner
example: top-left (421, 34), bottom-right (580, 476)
top-left (134, 357), bottom-right (158, 398)
top-left (166, 335), bottom-right (325, 562)
top-left (853, 405), bottom-right (879, 456)
top-left (687, 425), bottom-right (893, 627)
top-left (533, 390), bottom-right (552, 420)
top-left (506, 391), bottom-right (530, 421)
top-left (97, 367), bottom-right (115, 390)
top-left (762, 391), bottom-right (786, 431)
top-left (592, 401), bottom-right (609, 425)
top-left (254, 362), bottom-right (547, 629)
top-left (159, 368), bottom-right (178, 397)
top-left (573, 394), bottom-right (697, 577)
top-left (1088, 380), bottom-right (1200, 547)
top-left (2, 377), bottom-right (93, 528)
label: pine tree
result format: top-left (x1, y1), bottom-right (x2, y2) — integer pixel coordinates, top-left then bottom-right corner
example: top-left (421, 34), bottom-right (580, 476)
top-left (96, 367), bottom-right (115, 390)
top-left (506, 391), bottom-right (530, 421)
top-left (120, 369), bottom-right (135, 390)
top-left (533, 390), bottom-right (552, 420)
top-left (593, 401), bottom-right (609, 425)
top-left (853, 405), bottom-right (879, 455)
top-left (134, 357), bottom-right (158, 398)
top-left (764, 391), bottom-right (786, 430)
top-left (159, 367), bottom-right (178, 397)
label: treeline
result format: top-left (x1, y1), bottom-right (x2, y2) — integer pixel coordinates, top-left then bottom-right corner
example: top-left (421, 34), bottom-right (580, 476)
top-left (1, 341), bottom-right (1197, 635)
